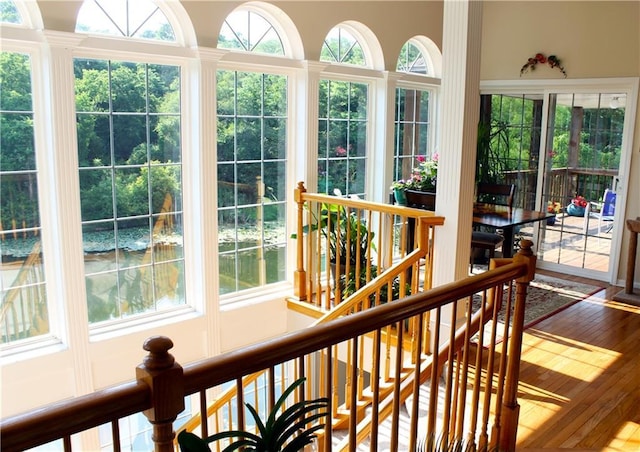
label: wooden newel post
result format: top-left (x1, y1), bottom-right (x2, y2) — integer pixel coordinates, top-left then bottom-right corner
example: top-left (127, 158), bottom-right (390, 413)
top-left (624, 218), bottom-right (640, 294)
top-left (613, 217), bottom-right (640, 304)
top-left (499, 239), bottom-right (536, 451)
top-left (136, 336), bottom-right (185, 452)
top-left (294, 181), bottom-right (307, 301)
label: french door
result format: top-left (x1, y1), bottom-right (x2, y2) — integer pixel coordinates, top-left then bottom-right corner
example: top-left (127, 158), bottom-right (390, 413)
top-left (481, 79), bottom-right (637, 283)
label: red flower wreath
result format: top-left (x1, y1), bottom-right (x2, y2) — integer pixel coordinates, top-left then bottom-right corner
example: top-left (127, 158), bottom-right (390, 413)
top-left (520, 53), bottom-right (567, 78)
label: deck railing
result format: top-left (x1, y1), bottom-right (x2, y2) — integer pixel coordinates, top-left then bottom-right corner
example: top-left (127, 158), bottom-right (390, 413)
top-left (1, 238), bottom-right (537, 452)
top-left (504, 166), bottom-right (618, 210)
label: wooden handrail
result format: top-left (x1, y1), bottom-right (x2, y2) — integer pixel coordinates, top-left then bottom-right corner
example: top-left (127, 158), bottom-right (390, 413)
top-left (0, 382), bottom-right (150, 452)
top-left (0, 251), bottom-right (533, 451)
top-left (0, 184), bottom-right (535, 451)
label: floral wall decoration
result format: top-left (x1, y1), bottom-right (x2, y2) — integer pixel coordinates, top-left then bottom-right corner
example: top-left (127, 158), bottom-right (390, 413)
top-left (520, 53), bottom-right (567, 78)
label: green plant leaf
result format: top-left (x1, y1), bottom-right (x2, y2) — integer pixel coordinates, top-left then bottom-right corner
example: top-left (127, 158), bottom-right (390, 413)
top-left (178, 374), bottom-right (328, 452)
top-left (278, 411), bottom-right (327, 449)
top-left (281, 424), bottom-right (325, 452)
top-left (199, 429), bottom-right (261, 450)
top-left (245, 402), bottom-right (268, 443)
top-left (177, 431), bottom-right (211, 452)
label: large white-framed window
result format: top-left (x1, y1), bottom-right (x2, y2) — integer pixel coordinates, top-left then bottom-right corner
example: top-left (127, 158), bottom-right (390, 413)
top-left (72, 0), bottom-right (188, 326)
top-left (392, 38), bottom-right (441, 188)
top-left (216, 6), bottom-right (294, 297)
top-left (0, 1), bottom-right (58, 354)
top-left (74, 57), bottom-right (185, 324)
top-left (318, 25), bottom-right (374, 198)
top-left (0, 50), bottom-right (50, 346)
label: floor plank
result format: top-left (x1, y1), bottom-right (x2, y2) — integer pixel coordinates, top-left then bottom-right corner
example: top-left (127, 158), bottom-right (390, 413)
top-left (516, 271), bottom-right (640, 450)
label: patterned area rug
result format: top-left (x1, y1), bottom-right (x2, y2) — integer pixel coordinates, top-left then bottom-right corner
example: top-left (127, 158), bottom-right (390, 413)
top-left (516, 273), bottom-right (603, 328)
top-left (473, 273), bottom-right (603, 330)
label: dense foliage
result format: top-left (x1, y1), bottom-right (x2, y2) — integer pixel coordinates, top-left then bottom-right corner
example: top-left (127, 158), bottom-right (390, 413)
top-left (477, 94), bottom-right (624, 205)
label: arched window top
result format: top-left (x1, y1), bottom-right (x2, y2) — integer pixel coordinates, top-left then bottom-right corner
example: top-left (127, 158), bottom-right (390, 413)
top-left (75, 0), bottom-right (177, 43)
top-left (396, 36), bottom-right (442, 78)
top-left (320, 22), bottom-right (383, 70)
top-left (321, 26), bottom-right (365, 66)
top-left (397, 40), bottom-right (428, 75)
top-left (217, 2), bottom-right (302, 59)
top-left (218, 9), bottom-right (284, 55)
top-left (0, 0), bottom-right (21, 24)
top-left (1, 0), bottom-right (42, 29)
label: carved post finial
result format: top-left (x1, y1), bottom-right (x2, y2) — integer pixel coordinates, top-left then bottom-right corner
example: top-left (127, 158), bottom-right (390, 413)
top-left (137, 336), bottom-right (184, 452)
top-left (142, 336), bottom-right (175, 369)
top-left (514, 239), bottom-right (536, 283)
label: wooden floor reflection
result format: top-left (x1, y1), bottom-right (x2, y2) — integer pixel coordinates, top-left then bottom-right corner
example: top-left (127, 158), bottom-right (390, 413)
top-left (516, 271), bottom-right (640, 451)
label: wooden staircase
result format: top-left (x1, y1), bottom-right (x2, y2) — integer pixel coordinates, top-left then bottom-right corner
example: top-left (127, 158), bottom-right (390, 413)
top-left (0, 188), bottom-right (536, 452)
top-left (173, 189), bottom-right (535, 452)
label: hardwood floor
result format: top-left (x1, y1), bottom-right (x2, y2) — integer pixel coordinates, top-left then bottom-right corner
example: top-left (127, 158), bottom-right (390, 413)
top-left (515, 270), bottom-right (640, 451)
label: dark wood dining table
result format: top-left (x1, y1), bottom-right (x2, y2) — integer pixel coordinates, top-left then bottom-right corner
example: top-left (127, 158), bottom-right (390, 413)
top-left (473, 203), bottom-right (555, 258)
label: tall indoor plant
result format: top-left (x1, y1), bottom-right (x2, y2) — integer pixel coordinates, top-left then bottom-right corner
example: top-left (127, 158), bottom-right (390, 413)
top-left (292, 190), bottom-right (375, 287)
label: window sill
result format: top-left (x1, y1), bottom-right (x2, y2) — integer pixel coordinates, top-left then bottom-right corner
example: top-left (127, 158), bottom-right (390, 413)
top-left (89, 305), bottom-right (200, 343)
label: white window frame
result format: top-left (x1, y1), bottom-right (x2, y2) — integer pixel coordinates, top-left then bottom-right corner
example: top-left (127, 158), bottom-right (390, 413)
top-left (70, 41), bottom-right (201, 337)
top-left (0, 39), bottom-right (66, 358)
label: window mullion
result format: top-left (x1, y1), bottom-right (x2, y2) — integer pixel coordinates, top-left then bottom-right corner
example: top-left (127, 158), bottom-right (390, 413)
top-left (43, 38), bottom-right (94, 386)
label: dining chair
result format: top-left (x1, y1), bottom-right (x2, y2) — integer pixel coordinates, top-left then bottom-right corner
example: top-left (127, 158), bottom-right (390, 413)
top-left (584, 188), bottom-right (616, 236)
top-left (471, 183), bottom-right (516, 266)
top-left (475, 182), bottom-right (516, 207)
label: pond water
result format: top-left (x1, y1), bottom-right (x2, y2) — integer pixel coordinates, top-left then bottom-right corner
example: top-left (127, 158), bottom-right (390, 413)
top-left (2, 225), bottom-right (287, 326)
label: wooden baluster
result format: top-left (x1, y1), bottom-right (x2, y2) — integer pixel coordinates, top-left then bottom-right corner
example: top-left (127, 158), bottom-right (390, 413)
top-left (498, 239), bottom-right (536, 451)
top-left (294, 181), bottom-right (307, 301)
top-left (136, 336), bottom-right (184, 452)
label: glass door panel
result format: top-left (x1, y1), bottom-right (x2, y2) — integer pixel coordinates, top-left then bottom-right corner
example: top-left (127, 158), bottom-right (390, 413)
top-left (538, 92), bottom-right (626, 277)
top-left (480, 88), bottom-right (632, 282)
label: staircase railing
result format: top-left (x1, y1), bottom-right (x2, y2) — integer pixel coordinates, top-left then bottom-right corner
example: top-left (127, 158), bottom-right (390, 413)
top-left (176, 186), bottom-right (445, 442)
top-left (0, 241), bottom-right (536, 452)
top-left (292, 182), bottom-right (445, 309)
top-left (0, 240), bottom-right (48, 343)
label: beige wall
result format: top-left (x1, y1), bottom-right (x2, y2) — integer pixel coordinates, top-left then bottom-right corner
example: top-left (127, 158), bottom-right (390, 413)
top-left (182, 1), bottom-right (444, 68)
top-left (481, 1), bottom-right (639, 79)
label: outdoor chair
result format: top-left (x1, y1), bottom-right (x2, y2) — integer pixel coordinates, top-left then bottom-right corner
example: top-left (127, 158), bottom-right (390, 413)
top-left (471, 183), bottom-right (516, 265)
top-left (583, 188), bottom-right (616, 236)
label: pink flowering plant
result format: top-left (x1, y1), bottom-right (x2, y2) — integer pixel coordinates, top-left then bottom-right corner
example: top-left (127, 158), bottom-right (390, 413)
top-left (390, 154), bottom-right (438, 192)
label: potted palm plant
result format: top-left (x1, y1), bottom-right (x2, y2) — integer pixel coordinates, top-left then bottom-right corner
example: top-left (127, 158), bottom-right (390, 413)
top-left (177, 377), bottom-right (328, 452)
top-left (291, 191), bottom-right (375, 293)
